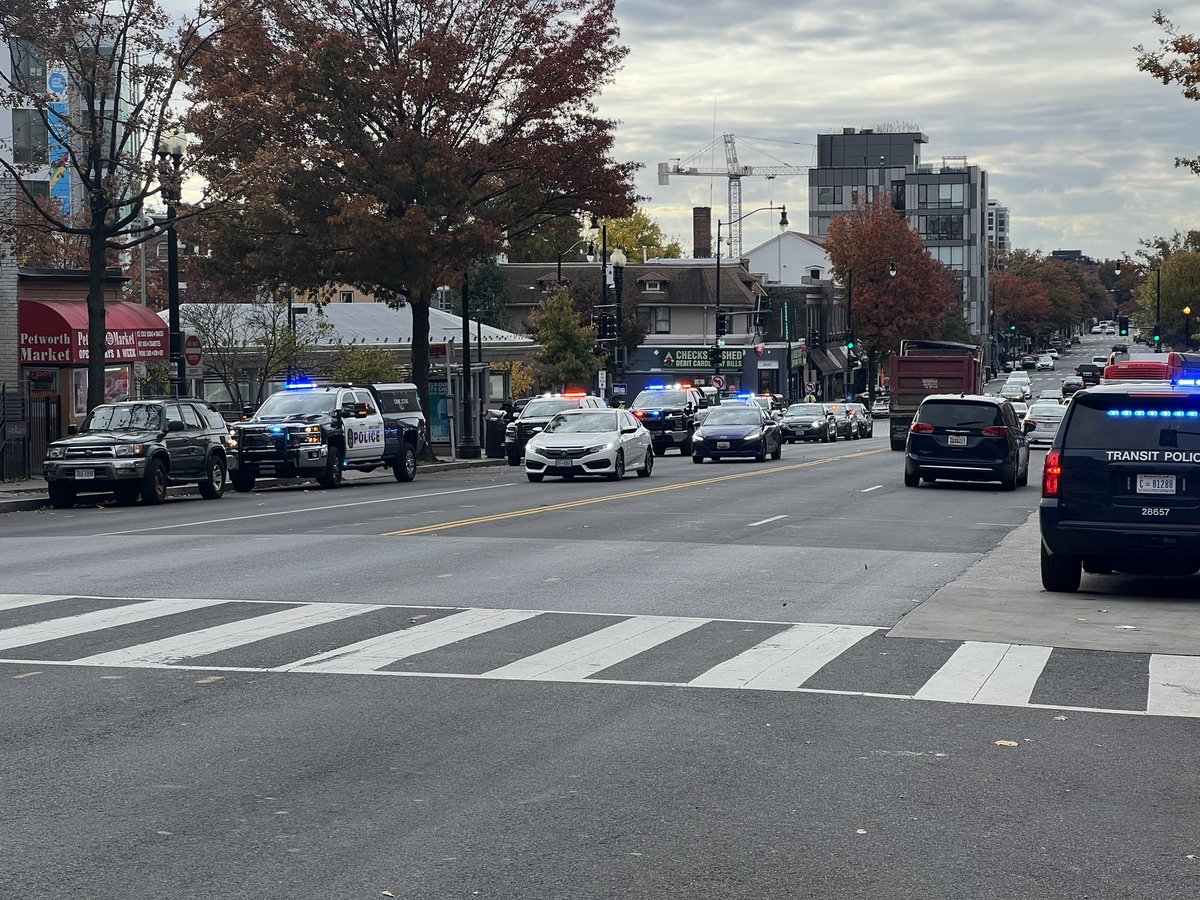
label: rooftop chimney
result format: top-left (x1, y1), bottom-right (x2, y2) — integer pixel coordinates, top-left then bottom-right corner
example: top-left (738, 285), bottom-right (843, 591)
top-left (693, 207), bottom-right (712, 259)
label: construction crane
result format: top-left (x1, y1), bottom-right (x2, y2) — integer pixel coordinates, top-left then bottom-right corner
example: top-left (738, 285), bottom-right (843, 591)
top-left (658, 133), bottom-right (810, 258)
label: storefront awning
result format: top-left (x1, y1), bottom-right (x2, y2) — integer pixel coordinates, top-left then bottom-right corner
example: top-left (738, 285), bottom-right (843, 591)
top-left (19, 299), bottom-right (168, 365)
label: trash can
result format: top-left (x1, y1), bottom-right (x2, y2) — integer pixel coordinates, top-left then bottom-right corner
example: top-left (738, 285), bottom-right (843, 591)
top-left (485, 418), bottom-right (506, 458)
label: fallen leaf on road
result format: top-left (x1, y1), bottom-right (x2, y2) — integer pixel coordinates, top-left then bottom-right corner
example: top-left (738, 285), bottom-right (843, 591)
top-left (1098, 609), bottom-right (1109, 613)
top-left (1186, 855), bottom-right (1197, 861)
top-left (382, 892), bottom-right (395, 897)
top-left (855, 829), bottom-right (867, 835)
top-left (1054, 715), bottom-right (1068, 721)
top-left (194, 675), bottom-right (223, 685)
top-left (994, 740), bottom-right (1019, 747)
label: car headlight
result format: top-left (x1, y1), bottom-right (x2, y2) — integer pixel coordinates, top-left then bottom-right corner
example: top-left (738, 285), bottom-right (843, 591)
top-left (47, 445), bottom-right (66, 459)
top-left (113, 443), bottom-right (147, 457)
top-left (586, 442), bottom-right (614, 454)
top-left (505, 425), bottom-right (516, 437)
top-left (227, 434), bottom-right (238, 448)
top-left (743, 430), bottom-right (762, 442)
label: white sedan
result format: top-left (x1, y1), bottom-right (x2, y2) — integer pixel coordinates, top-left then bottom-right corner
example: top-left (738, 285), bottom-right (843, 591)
top-left (524, 408), bottom-right (653, 482)
top-left (1036, 354), bottom-right (1055, 371)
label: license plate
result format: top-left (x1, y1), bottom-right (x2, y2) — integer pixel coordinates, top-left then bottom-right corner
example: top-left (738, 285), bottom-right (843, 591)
top-left (1137, 474), bottom-right (1176, 494)
top-left (716, 441), bottom-right (730, 449)
top-left (947, 435), bottom-right (968, 447)
top-left (554, 458), bottom-right (573, 468)
top-left (74, 468), bottom-right (95, 479)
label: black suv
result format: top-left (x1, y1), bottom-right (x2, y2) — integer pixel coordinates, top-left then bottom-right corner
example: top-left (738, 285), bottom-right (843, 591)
top-left (904, 394), bottom-right (1033, 490)
top-left (43, 400), bottom-right (231, 508)
top-left (503, 394), bottom-right (606, 465)
top-left (629, 386), bottom-right (704, 456)
top-left (1040, 383), bottom-right (1200, 591)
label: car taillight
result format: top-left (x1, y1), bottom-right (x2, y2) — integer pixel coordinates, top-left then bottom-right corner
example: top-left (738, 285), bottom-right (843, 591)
top-left (981, 426), bottom-right (1008, 437)
top-left (1043, 450), bottom-right (1061, 497)
top-left (634, 410), bottom-right (646, 418)
top-left (910, 421), bottom-right (934, 434)
top-left (1025, 419), bottom-right (1037, 429)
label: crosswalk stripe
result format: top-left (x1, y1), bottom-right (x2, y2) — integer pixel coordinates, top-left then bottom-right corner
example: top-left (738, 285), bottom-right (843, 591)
top-left (280, 607), bottom-right (542, 673)
top-left (1147, 656), bottom-right (1200, 718)
top-left (483, 616), bottom-right (705, 681)
top-left (0, 594), bottom-right (76, 611)
top-left (70, 602), bottom-right (383, 667)
top-left (0, 598), bottom-right (227, 652)
top-left (688, 623), bottom-right (878, 690)
top-left (914, 641), bottom-right (1052, 706)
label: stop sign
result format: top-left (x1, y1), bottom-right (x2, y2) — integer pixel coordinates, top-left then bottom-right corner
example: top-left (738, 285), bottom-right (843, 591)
top-left (184, 334), bottom-right (202, 366)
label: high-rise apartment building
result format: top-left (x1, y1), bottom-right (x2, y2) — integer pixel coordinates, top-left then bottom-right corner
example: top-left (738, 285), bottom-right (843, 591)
top-left (808, 128), bottom-right (990, 338)
top-left (987, 199), bottom-right (1010, 256)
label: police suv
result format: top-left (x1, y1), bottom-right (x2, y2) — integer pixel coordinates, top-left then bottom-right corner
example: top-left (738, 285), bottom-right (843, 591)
top-left (228, 382), bottom-right (425, 492)
top-left (629, 384), bottom-right (705, 456)
top-left (1040, 357), bottom-right (1200, 591)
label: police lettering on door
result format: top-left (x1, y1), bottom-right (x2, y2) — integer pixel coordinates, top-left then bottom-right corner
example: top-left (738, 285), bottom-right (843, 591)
top-left (346, 423), bottom-right (383, 451)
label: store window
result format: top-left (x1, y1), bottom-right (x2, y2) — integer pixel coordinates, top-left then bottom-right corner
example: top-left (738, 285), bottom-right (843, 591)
top-left (653, 306), bottom-right (671, 334)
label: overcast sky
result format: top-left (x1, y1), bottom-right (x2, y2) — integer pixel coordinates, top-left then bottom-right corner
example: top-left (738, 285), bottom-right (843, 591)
top-left (596, 1), bottom-right (1200, 261)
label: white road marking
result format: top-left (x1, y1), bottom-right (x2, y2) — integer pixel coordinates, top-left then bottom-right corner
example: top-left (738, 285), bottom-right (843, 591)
top-left (484, 615), bottom-right (705, 681)
top-left (860, 485), bottom-right (883, 493)
top-left (281, 607), bottom-right (541, 673)
top-left (746, 514), bottom-right (788, 527)
top-left (689, 623), bottom-right (878, 690)
top-left (72, 602), bottom-right (381, 667)
top-left (0, 594), bottom-right (75, 611)
top-left (95, 483), bottom-right (518, 535)
top-left (915, 642), bottom-right (1052, 706)
top-left (0, 598), bottom-right (226, 652)
top-left (1147, 655), bottom-right (1200, 718)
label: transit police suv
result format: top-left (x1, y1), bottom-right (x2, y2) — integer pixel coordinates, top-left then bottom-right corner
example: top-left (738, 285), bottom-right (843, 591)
top-left (629, 384), bottom-right (705, 456)
top-left (228, 381), bottom-right (425, 492)
top-left (1040, 358), bottom-right (1200, 591)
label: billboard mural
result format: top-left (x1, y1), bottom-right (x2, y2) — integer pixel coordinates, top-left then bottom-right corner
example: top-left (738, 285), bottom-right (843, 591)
top-left (46, 65), bottom-right (70, 216)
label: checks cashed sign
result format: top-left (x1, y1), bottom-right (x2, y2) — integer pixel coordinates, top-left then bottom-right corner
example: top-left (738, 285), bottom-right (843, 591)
top-left (657, 347), bottom-right (746, 370)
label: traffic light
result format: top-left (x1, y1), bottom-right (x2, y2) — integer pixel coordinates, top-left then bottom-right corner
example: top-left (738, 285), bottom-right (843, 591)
top-left (595, 313), bottom-right (618, 340)
top-left (753, 311), bottom-right (769, 329)
top-left (846, 330), bottom-right (856, 351)
top-left (1009, 324), bottom-right (1017, 333)
top-left (1118, 316), bottom-right (1129, 337)
top-left (716, 311), bottom-right (730, 336)
top-left (708, 345), bottom-right (721, 367)
top-left (1153, 324), bottom-right (1162, 344)
top-left (808, 329), bottom-right (821, 349)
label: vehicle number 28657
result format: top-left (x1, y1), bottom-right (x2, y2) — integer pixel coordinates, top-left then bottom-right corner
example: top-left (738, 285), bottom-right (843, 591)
top-left (1142, 507), bottom-right (1170, 516)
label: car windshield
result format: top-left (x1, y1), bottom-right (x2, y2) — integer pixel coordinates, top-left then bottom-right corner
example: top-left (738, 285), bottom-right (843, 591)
top-left (632, 390), bottom-right (687, 408)
top-left (1064, 393), bottom-right (1200, 451)
top-left (917, 401), bottom-right (1003, 428)
top-left (1029, 404), bottom-right (1065, 418)
top-left (703, 408), bottom-right (761, 426)
top-left (787, 404), bottom-right (825, 416)
top-left (543, 412), bottom-right (619, 434)
top-left (256, 391), bottom-right (336, 417)
top-left (83, 404), bottom-right (162, 431)
top-left (521, 398), bottom-right (582, 418)
top-left (752, 398), bottom-right (772, 409)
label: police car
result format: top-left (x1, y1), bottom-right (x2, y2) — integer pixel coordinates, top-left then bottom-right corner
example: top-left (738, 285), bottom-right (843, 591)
top-left (1040, 354), bottom-right (1200, 590)
top-left (629, 384), bottom-right (704, 456)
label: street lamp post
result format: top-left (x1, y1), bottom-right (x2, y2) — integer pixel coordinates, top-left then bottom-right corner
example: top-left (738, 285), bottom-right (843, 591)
top-left (457, 271), bottom-right (481, 458)
top-left (715, 205), bottom-right (788, 398)
top-left (557, 238), bottom-right (593, 285)
top-left (1186, 306), bottom-right (1192, 351)
top-left (156, 132), bottom-right (186, 397)
top-left (610, 249), bottom-right (627, 389)
top-left (844, 259), bottom-right (896, 401)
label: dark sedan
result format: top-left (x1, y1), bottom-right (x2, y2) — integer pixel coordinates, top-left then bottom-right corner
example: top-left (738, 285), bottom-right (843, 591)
top-left (779, 403), bottom-right (837, 443)
top-left (691, 405), bottom-right (782, 463)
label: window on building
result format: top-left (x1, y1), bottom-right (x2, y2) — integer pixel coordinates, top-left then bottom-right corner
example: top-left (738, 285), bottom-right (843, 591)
top-left (918, 183), bottom-right (965, 209)
top-left (9, 40), bottom-right (46, 90)
top-left (918, 215), bottom-right (964, 241)
top-left (815, 217), bottom-right (830, 236)
top-left (653, 306), bottom-right (670, 334)
top-left (339, 290), bottom-right (354, 303)
top-left (817, 185), bottom-right (843, 206)
top-left (932, 246), bottom-right (965, 269)
top-left (12, 109), bottom-right (48, 165)
top-left (642, 280), bottom-right (663, 292)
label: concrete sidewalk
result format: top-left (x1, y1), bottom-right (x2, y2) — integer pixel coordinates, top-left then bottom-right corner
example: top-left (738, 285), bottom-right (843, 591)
top-left (0, 456), bottom-right (508, 514)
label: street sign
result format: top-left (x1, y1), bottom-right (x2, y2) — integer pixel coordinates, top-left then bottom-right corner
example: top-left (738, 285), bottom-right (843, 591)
top-left (598, 369), bottom-right (608, 391)
top-left (805, 380), bottom-right (816, 393)
top-left (184, 334), bottom-right (203, 379)
top-left (612, 383), bottom-right (627, 396)
top-left (711, 375), bottom-right (725, 389)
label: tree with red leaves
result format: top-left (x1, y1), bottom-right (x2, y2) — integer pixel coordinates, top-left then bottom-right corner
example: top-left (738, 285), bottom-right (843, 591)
top-left (188, 0), bottom-right (638, 427)
top-left (1137, 12), bottom-right (1200, 177)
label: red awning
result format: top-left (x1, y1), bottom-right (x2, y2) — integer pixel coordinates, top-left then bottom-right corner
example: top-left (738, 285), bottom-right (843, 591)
top-left (19, 299), bottom-right (168, 365)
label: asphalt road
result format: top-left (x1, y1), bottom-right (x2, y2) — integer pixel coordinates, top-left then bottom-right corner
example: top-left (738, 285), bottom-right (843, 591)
top-left (5, 332), bottom-right (1199, 899)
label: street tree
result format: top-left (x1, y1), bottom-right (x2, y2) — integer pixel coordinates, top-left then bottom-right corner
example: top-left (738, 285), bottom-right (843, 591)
top-left (328, 344), bottom-right (402, 385)
top-left (824, 196), bottom-right (960, 395)
top-left (1005, 251), bottom-right (1082, 337)
top-left (189, 0), bottom-right (638, 427)
top-left (0, 0), bottom-right (252, 411)
top-left (530, 287), bottom-right (599, 391)
top-left (1130, 250), bottom-right (1200, 347)
top-left (1137, 12), bottom-right (1200, 176)
top-left (601, 208), bottom-right (683, 259)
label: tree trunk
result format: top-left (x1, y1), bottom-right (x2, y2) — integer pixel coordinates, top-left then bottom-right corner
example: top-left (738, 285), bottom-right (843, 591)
top-left (85, 220), bottom-right (109, 412)
top-left (866, 348), bottom-right (877, 403)
top-left (410, 296), bottom-right (435, 460)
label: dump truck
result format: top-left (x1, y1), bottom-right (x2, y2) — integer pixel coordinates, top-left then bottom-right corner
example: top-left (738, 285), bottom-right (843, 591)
top-left (888, 340), bottom-right (985, 450)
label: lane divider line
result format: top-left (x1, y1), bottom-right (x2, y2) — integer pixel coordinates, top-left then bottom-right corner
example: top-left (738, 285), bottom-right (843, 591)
top-left (746, 514), bottom-right (788, 528)
top-left (384, 448), bottom-right (888, 536)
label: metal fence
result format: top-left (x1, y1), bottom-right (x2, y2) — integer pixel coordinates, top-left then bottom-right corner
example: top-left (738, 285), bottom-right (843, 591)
top-left (26, 394), bottom-right (61, 476)
top-left (0, 382), bottom-right (30, 480)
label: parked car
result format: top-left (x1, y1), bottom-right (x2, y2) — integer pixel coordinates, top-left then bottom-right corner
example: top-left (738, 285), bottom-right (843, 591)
top-left (870, 397), bottom-right (891, 418)
top-left (903, 394), bottom-right (1032, 490)
top-left (524, 408), bottom-right (652, 482)
top-left (692, 404), bottom-right (783, 463)
top-left (43, 400), bottom-right (231, 508)
top-left (630, 385), bottom-right (705, 456)
top-left (779, 403), bottom-right (838, 443)
top-left (822, 402), bottom-right (856, 440)
top-left (504, 393), bottom-right (606, 465)
top-left (845, 402), bottom-right (874, 438)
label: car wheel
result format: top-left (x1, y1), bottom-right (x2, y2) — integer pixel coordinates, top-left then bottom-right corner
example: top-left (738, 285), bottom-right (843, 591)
top-left (47, 482), bottom-right (76, 509)
top-left (638, 449), bottom-right (654, 477)
top-left (113, 485), bottom-right (139, 506)
top-left (754, 444), bottom-right (767, 462)
top-left (527, 472), bottom-right (544, 483)
top-left (1040, 543), bottom-right (1081, 592)
top-left (231, 471), bottom-right (256, 493)
top-left (771, 440), bottom-right (782, 460)
top-left (921, 476), bottom-right (937, 484)
top-left (692, 454), bottom-right (704, 464)
top-left (1000, 464), bottom-right (1018, 491)
top-left (1017, 458), bottom-right (1029, 487)
top-left (903, 464), bottom-right (920, 488)
top-left (607, 450), bottom-right (625, 481)
top-left (318, 445), bottom-right (344, 488)
top-left (507, 452), bottom-right (521, 467)
top-left (198, 455), bottom-right (226, 500)
top-left (140, 457), bottom-right (168, 505)
top-left (680, 434), bottom-right (693, 455)
top-left (393, 444), bottom-right (417, 483)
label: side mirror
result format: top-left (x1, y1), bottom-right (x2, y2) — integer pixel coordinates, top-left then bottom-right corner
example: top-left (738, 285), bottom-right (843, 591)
top-left (167, 420), bottom-right (186, 432)
top-left (1024, 420), bottom-right (1036, 434)
top-left (68, 424), bottom-right (78, 435)
top-left (241, 405), bottom-right (255, 419)
top-left (621, 426), bottom-right (638, 434)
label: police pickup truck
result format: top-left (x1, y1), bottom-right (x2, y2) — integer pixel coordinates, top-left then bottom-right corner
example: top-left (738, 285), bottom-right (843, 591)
top-left (228, 382), bottom-right (425, 492)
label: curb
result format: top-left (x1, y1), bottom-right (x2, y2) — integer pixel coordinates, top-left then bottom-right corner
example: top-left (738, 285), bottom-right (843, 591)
top-left (0, 456), bottom-right (507, 515)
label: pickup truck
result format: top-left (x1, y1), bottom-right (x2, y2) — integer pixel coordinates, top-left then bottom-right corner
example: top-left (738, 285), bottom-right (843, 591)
top-left (228, 382), bottom-right (425, 492)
